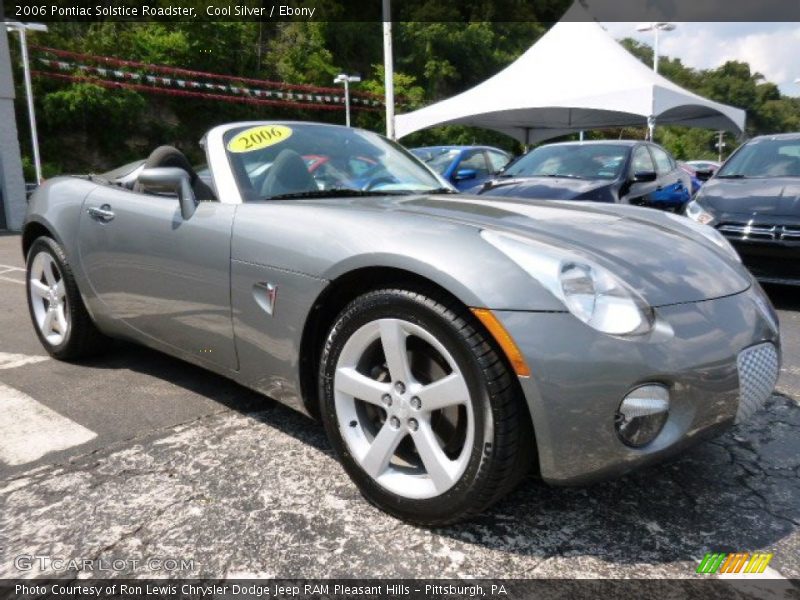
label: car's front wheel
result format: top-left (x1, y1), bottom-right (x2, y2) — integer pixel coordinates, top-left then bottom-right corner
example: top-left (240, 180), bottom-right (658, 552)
top-left (319, 287), bottom-right (533, 525)
top-left (26, 236), bottom-right (107, 360)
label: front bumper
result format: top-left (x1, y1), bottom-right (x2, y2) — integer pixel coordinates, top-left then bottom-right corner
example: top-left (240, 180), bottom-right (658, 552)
top-left (497, 285), bottom-right (780, 485)
top-left (731, 240), bottom-right (800, 285)
top-left (714, 214), bottom-right (800, 285)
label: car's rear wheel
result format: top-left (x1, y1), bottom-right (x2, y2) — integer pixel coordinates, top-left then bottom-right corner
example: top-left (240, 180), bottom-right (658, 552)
top-left (319, 287), bottom-right (533, 525)
top-left (26, 236), bottom-right (107, 360)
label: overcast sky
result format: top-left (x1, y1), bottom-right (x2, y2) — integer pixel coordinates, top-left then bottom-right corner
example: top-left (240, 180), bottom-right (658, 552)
top-left (602, 22), bottom-right (800, 97)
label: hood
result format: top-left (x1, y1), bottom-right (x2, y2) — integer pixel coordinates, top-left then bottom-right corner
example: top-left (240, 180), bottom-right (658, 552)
top-left (699, 177), bottom-right (800, 218)
top-left (477, 177), bottom-right (615, 201)
top-left (391, 195), bottom-right (750, 307)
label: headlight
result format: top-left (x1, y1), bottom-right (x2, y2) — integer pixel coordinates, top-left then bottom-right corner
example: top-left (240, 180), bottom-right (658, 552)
top-left (481, 230), bottom-right (654, 336)
top-left (685, 199), bottom-right (714, 225)
top-left (666, 210), bottom-right (741, 263)
top-left (752, 282), bottom-right (780, 335)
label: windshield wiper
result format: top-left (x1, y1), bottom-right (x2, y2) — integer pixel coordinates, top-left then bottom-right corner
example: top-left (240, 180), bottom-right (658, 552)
top-left (426, 187), bottom-right (458, 194)
top-left (268, 189), bottom-right (387, 200)
top-left (267, 188), bottom-right (438, 200)
top-left (716, 174), bottom-right (747, 179)
top-left (498, 173), bottom-right (585, 179)
top-left (542, 173), bottom-right (585, 179)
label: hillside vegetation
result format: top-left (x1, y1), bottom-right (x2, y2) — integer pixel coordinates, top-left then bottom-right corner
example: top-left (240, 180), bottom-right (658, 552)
top-left (10, 16), bottom-right (800, 177)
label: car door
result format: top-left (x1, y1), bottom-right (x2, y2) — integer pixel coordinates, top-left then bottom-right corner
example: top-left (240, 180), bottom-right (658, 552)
top-left (77, 185), bottom-right (238, 370)
top-left (623, 144), bottom-right (661, 206)
top-left (650, 144), bottom-right (689, 209)
top-left (451, 150), bottom-right (492, 191)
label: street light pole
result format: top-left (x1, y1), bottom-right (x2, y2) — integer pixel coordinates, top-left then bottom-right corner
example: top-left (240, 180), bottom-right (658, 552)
top-left (382, 0), bottom-right (395, 139)
top-left (343, 77), bottom-right (350, 127)
top-left (333, 73), bottom-right (361, 127)
top-left (636, 22), bottom-right (676, 74)
top-left (636, 22), bottom-right (676, 141)
top-left (653, 25), bottom-right (659, 73)
top-left (5, 21), bottom-right (48, 184)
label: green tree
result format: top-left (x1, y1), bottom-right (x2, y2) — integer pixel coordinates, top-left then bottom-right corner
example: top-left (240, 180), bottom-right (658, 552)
top-left (11, 16), bottom-right (800, 175)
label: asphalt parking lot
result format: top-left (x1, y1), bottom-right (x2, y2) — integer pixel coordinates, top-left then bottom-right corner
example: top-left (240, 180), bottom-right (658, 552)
top-left (0, 232), bottom-right (798, 583)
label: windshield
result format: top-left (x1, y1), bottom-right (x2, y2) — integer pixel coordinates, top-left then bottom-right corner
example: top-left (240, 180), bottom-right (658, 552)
top-left (503, 143), bottom-right (628, 180)
top-left (224, 123), bottom-right (445, 200)
top-left (415, 149), bottom-right (459, 175)
top-left (718, 138), bottom-right (800, 178)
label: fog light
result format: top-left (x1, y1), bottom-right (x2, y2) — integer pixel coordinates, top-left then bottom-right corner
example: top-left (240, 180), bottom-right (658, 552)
top-left (615, 385), bottom-right (670, 447)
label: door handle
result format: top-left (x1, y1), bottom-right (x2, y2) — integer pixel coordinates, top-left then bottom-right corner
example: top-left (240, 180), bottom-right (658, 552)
top-left (87, 204), bottom-right (115, 222)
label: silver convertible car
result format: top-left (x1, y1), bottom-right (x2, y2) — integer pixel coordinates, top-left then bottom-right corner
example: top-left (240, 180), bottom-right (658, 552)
top-left (23, 122), bottom-right (780, 525)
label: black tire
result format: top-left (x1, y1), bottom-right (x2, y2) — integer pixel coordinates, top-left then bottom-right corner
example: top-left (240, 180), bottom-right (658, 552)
top-left (25, 236), bottom-right (108, 360)
top-left (319, 286), bottom-right (534, 526)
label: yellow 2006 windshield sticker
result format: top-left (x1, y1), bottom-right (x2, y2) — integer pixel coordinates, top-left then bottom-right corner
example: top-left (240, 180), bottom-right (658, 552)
top-left (227, 125), bottom-right (293, 153)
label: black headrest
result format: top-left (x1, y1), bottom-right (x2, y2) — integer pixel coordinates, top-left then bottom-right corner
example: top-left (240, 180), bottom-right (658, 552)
top-left (143, 146), bottom-right (197, 183)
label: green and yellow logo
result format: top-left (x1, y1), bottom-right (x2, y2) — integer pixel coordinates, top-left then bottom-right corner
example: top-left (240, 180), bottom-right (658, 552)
top-left (697, 552), bottom-right (773, 574)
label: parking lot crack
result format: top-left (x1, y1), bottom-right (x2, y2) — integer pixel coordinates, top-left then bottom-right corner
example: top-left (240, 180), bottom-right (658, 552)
top-left (737, 476), bottom-right (800, 527)
top-left (69, 494), bottom-right (203, 579)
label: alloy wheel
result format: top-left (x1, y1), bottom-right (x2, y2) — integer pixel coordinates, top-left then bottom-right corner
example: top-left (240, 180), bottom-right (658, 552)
top-left (28, 251), bottom-right (69, 346)
top-left (333, 318), bottom-right (474, 499)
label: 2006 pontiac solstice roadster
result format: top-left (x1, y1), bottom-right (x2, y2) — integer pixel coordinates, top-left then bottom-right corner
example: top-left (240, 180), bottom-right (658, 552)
top-left (23, 122), bottom-right (780, 525)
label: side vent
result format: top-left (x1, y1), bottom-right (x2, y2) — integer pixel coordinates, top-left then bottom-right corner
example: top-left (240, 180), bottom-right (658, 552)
top-left (253, 282), bottom-right (278, 316)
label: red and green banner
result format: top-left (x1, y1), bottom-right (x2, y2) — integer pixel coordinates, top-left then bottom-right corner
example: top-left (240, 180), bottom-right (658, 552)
top-left (31, 45), bottom-right (388, 112)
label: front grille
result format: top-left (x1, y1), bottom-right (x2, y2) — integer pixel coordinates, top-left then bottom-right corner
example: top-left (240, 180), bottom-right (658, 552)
top-left (736, 343), bottom-right (779, 424)
top-left (783, 225), bottom-right (800, 241)
top-left (718, 222), bottom-right (800, 242)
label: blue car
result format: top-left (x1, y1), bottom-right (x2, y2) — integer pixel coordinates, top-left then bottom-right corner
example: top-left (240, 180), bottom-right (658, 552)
top-left (476, 141), bottom-right (692, 212)
top-left (411, 146), bottom-right (512, 191)
top-left (678, 162), bottom-right (704, 195)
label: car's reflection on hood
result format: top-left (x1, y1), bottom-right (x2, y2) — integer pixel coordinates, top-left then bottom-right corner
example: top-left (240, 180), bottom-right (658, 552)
top-left (475, 176), bottom-right (617, 202)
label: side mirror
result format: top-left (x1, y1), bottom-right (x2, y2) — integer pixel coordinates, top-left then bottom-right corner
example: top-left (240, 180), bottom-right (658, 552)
top-left (632, 170), bottom-right (658, 183)
top-left (138, 167), bottom-right (197, 220)
top-left (454, 168), bottom-right (478, 181)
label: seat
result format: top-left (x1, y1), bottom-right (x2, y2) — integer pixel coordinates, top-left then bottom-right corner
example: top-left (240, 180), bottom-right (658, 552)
top-left (135, 145), bottom-right (216, 201)
top-left (260, 149), bottom-right (317, 198)
top-left (783, 156), bottom-right (800, 177)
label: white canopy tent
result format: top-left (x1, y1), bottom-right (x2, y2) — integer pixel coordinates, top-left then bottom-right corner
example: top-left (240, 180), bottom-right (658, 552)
top-left (394, 14), bottom-right (746, 144)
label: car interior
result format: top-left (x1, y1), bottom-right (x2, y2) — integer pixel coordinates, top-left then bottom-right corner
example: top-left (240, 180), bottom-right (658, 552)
top-left (259, 149), bottom-right (318, 198)
top-left (766, 151), bottom-right (800, 177)
top-left (101, 146), bottom-right (217, 201)
top-left (134, 146), bottom-right (217, 200)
